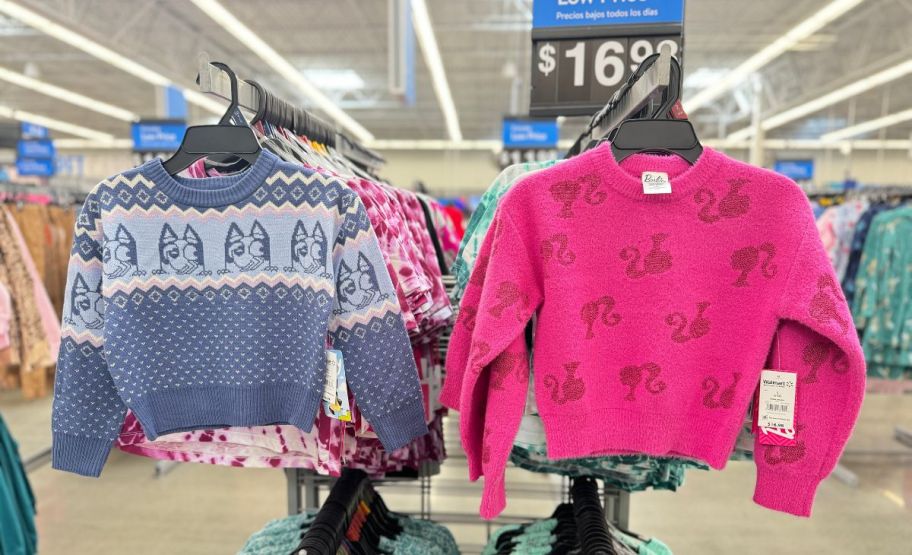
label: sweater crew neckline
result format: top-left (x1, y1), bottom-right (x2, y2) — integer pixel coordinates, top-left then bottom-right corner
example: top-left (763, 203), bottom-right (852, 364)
top-left (145, 150), bottom-right (279, 207)
top-left (587, 143), bottom-right (725, 202)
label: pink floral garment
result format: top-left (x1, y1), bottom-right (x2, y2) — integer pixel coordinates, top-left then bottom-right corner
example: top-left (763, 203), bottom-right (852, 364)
top-left (115, 409), bottom-right (446, 475)
top-left (387, 187), bottom-right (453, 334)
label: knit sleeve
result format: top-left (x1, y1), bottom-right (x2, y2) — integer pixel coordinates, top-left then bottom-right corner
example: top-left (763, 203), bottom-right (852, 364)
top-left (327, 196), bottom-right (428, 452)
top-left (52, 190), bottom-right (126, 477)
top-left (758, 211), bottom-right (866, 516)
top-left (443, 208), bottom-right (543, 518)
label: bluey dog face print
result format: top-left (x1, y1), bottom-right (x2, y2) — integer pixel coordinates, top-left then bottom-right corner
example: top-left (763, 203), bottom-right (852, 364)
top-left (157, 223), bottom-right (206, 275)
top-left (103, 224), bottom-right (140, 278)
top-left (224, 221), bottom-right (273, 273)
top-left (289, 220), bottom-right (328, 275)
top-left (337, 253), bottom-right (380, 312)
top-left (70, 274), bottom-right (103, 329)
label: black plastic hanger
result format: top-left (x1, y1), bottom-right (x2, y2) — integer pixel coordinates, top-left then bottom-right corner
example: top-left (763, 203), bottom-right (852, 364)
top-left (162, 62), bottom-right (261, 175)
top-left (610, 56), bottom-right (703, 165)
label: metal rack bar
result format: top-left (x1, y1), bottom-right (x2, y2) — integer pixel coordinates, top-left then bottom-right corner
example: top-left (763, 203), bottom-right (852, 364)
top-left (591, 45), bottom-right (673, 139)
top-left (196, 54), bottom-right (386, 171)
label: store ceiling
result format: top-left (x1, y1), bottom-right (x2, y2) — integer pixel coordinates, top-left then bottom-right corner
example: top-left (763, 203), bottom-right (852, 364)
top-left (0, 0), bottom-right (911, 144)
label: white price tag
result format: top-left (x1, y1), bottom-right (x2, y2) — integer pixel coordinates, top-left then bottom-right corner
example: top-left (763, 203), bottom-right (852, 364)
top-left (642, 171), bottom-right (671, 194)
top-left (757, 370), bottom-right (796, 431)
top-left (322, 351), bottom-right (340, 403)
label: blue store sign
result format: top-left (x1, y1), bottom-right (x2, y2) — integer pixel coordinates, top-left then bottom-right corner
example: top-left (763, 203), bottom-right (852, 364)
top-left (17, 139), bottom-right (55, 159)
top-left (503, 118), bottom-right (559, 148)
top-left (16, 158), bottom-right (55, 177)
top-left (20, 121), bottom-right (49, 139)
top-left (533, 0), bottom-right (685, 29)
top-left (773, 159), bottom-right (815, 181)
top-left (131, 120), bottom-right (187, 152)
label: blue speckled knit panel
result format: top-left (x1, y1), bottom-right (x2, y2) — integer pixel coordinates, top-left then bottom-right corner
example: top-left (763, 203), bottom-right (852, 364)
top-left (52, 157), bottom-right (426, 476)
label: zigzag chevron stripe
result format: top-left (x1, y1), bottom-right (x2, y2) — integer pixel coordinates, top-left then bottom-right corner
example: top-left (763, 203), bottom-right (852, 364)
top-left (104, 201), bottom-right (341, 222)
top-left (67, 254), bottom-right (102, 271)
top-left (328, 299), bottom-right (401, 331)
top-left (62, 329), bottom-right (104, 348)
top-left (332, 229), bottom-right (374, 253)
top-left (99, 172), bottom-right (155, 189)
top-left (103, 272), bottom-right (334, 295)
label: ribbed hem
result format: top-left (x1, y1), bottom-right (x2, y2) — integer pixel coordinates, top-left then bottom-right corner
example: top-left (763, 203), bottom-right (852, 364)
top-left (129, 383), bottom-right (320, 440)
top-left (144, 150), bottom-right (279, 207)
top-left (480, 473), bottom-right (507, 520)
top-left (368, 401), bottom-right (429, 452)
top-left (541, 407), bottom-right (744, 470)
top-left (754, 469), bottom-right (821, 517)
top-left (585, 143), bottom-right (725, 203)
top-left (52, 433), bottom-right (113, 477)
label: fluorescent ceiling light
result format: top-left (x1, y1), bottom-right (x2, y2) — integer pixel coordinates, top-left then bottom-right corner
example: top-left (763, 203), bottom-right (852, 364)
top-left (54, 138), bottom-right (133, 149)
top-left (410, 0), bottom-right (463, 141)
top-left (303, 69), bottom-right (365, 92)
top-left (684, 0), bottom-right (865, 113)
top-left (728, 58), bottom-right (912, 141)
top-left (0, 0), bottom-right (223, 114)
top-left (0, 105), bottom-right (114, 140)
top-left (821, 107), bottom-right (912, 142)
top-left (188, 0), bottom-right (373, 142)
top-left (0, 65), bottom-right (138, 121)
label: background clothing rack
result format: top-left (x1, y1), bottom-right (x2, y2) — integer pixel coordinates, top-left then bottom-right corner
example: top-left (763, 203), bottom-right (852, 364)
top-left (195, 53), bottom-right (386, 172)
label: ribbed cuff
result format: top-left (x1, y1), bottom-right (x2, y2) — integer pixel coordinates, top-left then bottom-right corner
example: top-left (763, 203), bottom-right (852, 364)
top-left (52, 432), bottom-right (113, 477)
top-left (480, 473), bottom-right (507, 520)
top-left (369, 401), bottom-right (429, 452)
top-left (753, 469), bottom-right (821, 517)
top-left (438, 382), bottom-right (460, 411)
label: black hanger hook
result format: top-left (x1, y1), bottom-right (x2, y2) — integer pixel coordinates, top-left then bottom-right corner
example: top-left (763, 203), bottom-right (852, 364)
top-left (210, 61), bottom-right (240, 125)
top-left (244, 79), bottom-right (267, 125)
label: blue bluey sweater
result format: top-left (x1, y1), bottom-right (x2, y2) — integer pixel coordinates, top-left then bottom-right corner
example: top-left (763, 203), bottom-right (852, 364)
top-left (53, 151), bottom-right (427, 477)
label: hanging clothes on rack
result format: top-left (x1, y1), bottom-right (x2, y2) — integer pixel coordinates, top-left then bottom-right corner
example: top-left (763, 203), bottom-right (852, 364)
top-left (55, 61), bottom-right (455, 483)
top-left (0, 412), bottom-right (38, 555)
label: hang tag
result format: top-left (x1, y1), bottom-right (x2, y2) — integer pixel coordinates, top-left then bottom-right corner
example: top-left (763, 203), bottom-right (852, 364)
top-left (756, 369), bottom-right (797, 446)
top-left (642, 171), bottom-right (672, 194)
top-left (323, 350), bottom-right (351, 421)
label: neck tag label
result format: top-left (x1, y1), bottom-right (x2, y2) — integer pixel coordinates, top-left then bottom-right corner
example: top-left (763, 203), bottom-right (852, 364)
top-left (642, 171), bottom-right (672, 194)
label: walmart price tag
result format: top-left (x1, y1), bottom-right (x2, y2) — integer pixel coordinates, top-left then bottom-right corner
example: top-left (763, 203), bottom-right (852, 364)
top-left (323, 350), bottom-right (351, 422)
top-left (757, 370), bottom-right (796, 431)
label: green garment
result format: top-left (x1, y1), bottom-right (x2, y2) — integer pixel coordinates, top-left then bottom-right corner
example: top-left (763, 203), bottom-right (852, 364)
top-left (0, 414), bottom-right (37, 555)
top-left (452, 159), bottom-right (559, 298)
top-left (852, 206), bottom-right (912, 378)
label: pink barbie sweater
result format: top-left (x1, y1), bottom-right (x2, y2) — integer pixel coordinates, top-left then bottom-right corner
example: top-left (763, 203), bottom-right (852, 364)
top-left (441, 144), bottom-right (865, 519)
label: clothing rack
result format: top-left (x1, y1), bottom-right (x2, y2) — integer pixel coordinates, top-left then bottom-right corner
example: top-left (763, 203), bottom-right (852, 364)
top-left (195, 54), bottom-right (385, 171)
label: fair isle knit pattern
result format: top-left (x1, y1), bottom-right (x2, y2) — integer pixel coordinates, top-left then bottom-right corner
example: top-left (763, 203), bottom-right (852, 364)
top-left (53, 151), bottom-right (427, 477)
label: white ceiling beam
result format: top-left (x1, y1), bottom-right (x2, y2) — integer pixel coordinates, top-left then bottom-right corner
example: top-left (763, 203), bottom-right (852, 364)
top-left (684, 0), bottom-right (866, 113)
top-left (188, 0), bottom-right (374, 143)
top-left (0, 65), bottom-right (138, 121)
top-left (0, 105), bottom-right (114, 141)
top-left (727, 59), bottom-right (912, 141)
top-left (410, 0), bottom-right (463, 141)
top-left (820, 107), bottom-right (912, 142)
top-left (0, 0), bottom-right (224, 114)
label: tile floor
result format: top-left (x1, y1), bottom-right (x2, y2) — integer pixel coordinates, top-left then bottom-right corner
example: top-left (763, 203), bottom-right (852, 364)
top-left (2, 392), bottom-right (911, 554)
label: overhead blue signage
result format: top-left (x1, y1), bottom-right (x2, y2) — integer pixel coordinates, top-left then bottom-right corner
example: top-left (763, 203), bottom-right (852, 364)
top-left (17, 139), bottom-right (55, 159)
top-left (16, 158), bottom-right (55, 177)
top-left (20, 121), bottom-right (49, 139)
top-left (533, 0), bottom-right (685, 29)
top-left (164, 85), bottom-right (188, 119)
top-left (502, 118), bottom-right (559, 148)
top-left (131, 120), bottom-right (186, 152)
top-left (773, 159), bottom-right (815, 181)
